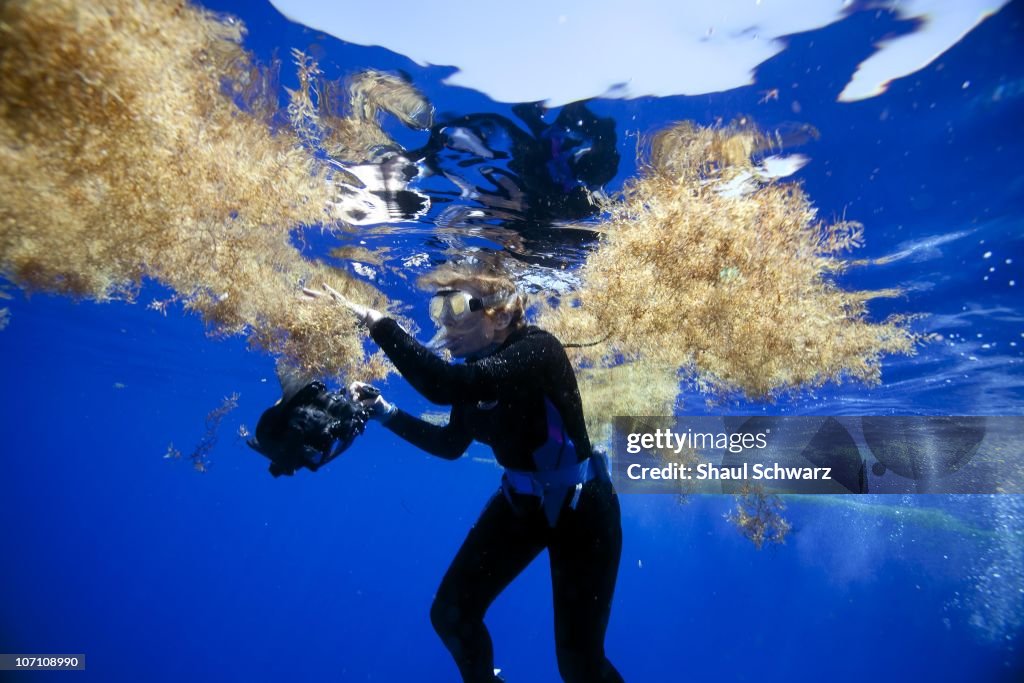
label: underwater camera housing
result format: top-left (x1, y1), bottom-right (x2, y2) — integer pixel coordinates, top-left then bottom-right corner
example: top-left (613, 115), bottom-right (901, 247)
top-left (247, 381), bottom-right (376, 477)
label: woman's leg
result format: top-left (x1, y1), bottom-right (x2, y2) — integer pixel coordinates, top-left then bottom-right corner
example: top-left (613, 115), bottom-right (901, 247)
top-left (432, 490), bottom-right (546, 682)
top-left (548, 479), bottom-right (624, 683)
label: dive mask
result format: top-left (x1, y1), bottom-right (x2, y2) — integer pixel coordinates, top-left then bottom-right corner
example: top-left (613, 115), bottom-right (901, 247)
top-left (429, 289), bottom-right (506, 326)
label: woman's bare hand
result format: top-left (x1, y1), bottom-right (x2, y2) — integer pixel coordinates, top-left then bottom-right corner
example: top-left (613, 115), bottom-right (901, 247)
top-left (302, 283), bottom-right (384, 327)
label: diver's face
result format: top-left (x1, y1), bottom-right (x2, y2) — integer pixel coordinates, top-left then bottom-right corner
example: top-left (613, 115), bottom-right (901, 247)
top-left (441, 308), bottom-right (497, 358)
top-left (431, 287), bottom-right (503, 358)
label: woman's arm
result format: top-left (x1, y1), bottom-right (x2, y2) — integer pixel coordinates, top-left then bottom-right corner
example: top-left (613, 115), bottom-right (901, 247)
top-left (369, 318), bottom-right (551, 405)
top-left (384, 408), bottom-right (472, 460)
top-left (302, 286), bottom-right (541, 404)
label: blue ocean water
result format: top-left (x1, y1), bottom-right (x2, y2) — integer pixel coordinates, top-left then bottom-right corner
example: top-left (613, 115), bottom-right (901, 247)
top-left (2, 1), bottom-right (1023, 681)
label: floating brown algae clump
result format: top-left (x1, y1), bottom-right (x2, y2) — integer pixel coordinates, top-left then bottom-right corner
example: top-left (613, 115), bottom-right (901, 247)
top-left (540, 121), bottom-right (918, 400)
top-left (573, 361), bottom-right (680, 449)
top-left (321, 69), bottom-right (433, 161)
top-left (727, 484), bottom-right (792, 550)
top-left (0, 0), bottom-right (387, 378)
top-left (287, 50), bottom-right (432, 162)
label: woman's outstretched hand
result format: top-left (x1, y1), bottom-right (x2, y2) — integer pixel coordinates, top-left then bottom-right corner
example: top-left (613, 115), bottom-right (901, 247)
top-left (302, 283), bottom-right (384, 327)
top-left (348, 381), bottom-right (397, 421)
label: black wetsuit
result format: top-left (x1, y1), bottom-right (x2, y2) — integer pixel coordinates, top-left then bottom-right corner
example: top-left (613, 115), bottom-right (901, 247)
top-left (369, 318), bottom-right (624, 683)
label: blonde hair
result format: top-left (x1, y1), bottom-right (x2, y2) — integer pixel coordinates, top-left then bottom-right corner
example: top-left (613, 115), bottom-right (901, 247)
top-left (417, 260), bottom-right (525, 327)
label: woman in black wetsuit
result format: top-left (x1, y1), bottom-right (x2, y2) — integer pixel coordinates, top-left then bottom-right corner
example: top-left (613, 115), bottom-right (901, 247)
top-left (305, 265), bottom-right (623, 683)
